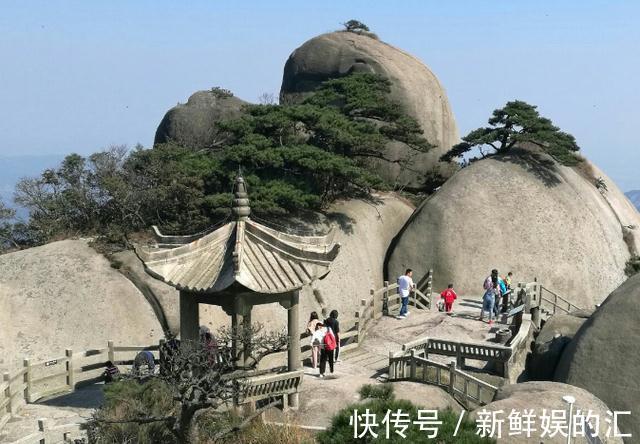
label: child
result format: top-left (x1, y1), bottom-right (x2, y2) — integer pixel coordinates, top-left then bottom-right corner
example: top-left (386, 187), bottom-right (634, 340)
top-left (440, 284), bottom-right (458, 313)
top-left (103, 361), bottom-right (120, 383)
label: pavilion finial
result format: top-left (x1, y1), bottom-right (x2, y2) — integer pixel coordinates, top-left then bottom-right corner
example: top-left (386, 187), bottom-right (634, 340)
top-left (232, 175), bottom-right (251, 220)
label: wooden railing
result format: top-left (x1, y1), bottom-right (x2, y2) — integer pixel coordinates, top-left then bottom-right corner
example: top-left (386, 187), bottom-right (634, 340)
top-left (1, 270), bottom-right (435, 438)
top-left (388, 351), bottom-right (498, 408)
top-left (244, 370), bottom-right (304, 405)
top-left (397, 314), bottom-right (534, 383)
top-left (5, 419), bottom-right (84, 444)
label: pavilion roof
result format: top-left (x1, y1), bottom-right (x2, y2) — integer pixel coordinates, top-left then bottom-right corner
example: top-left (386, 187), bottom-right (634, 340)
top-left (136, 176), bottom-right (340, 294)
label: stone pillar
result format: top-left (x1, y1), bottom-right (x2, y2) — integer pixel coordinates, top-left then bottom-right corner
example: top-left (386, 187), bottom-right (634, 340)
top-left (179, 291), bottom-right (199, 343)
top-left (231, 296), bottom-right (252, 369)
top-left (287, 290), bottom-right (301, 408)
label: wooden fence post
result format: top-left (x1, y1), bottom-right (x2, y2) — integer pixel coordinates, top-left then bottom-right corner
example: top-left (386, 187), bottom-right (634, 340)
top-left (388, 351), bottom-right (394, 380)
top-left (23, 359), bottom-right (32, 403)
top-left (65, 349), bottom-right (74, 390)
top-left (37, 418), bottom-right (45, 444)
top-left (409, 350), bottom-right (416, 379)
top-left (107, 340), bottom-right (115, 363)
top-left (354, 309), bottom-right (361, 344)
top-left (448, 362), bottom-right (457, 396)
top-left (3, 372), bottom-right (11, 414)
top-left (382, 280), bottom-right (389, 316)
top-left (370, 288), bottom-right (375, 317)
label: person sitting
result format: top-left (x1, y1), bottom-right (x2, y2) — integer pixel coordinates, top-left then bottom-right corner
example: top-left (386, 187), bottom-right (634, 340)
top-left (102, 361), bottom-right (120, 383)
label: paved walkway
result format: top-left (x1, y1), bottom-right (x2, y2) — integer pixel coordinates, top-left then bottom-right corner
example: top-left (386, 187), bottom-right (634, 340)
top-left (2, 299), bottom-right (505, 439)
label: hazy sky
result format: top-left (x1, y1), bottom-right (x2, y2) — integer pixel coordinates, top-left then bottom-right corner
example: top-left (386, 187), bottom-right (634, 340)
top-left (1, 0), bottom-right (638, 190)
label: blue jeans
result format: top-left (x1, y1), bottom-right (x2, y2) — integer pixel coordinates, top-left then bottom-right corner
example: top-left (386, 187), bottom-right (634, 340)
top-left (399, 296), bottom-right (409, 316)
top-left (482, 291), bottom-right (495, 320)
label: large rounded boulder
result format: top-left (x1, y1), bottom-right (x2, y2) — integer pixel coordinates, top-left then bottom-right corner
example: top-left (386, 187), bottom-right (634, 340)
top-left (386, 148), bottom-right (640, 309)
top-left (280, 31), bottom-right (459, 188)
top-left (154, 89), bottom-right (248, 148)
top-left (471, 381), bottom-right (623, 443)
top-left (0, 240), bottom-right (163, 372)
top-left (529, 310), bottom-right (591, 380)
top-left (555, 273), bottom-right (640, 439)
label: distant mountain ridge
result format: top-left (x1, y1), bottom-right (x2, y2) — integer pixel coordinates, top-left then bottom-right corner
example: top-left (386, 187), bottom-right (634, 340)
top-left (626, 190), bottom-right (640, 211)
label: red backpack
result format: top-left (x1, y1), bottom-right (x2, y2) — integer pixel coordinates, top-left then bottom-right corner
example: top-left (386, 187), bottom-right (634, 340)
top-left (323, 328), bottom-right (337, 351)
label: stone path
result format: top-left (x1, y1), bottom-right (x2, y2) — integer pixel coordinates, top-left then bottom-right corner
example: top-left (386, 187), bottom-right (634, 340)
top-left (2, 299), bottom-right (504, 439)
top-left (266, 299), bottom-right (507, 428)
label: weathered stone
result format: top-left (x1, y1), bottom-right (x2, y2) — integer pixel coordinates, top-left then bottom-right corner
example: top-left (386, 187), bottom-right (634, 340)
top-left (280, 31), bottom-right (459, 189)
top-left (529, 312), bottom-right (590, 380)
top-left (0, 240), bottom-right (163, 372)
top-left (154, 89), bottom-right (248, 148)
top-left (470, 381), bottom-right (623, 443)
top-left (386, 148), bottom-right (640, 310)
top-left (555, 273), bottom-right (640, 439)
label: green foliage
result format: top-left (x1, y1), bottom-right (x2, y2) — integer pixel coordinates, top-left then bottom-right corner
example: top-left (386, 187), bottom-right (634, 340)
top-left (87, 379), bottom-right (177, 444)
top-left (318, 385), bottom-right (494, 443)
top-left (359, 383), bottom-right (395, 401)
top-left (210, 86), bottom-right (234, 98)
top-left (342, 19), bottom-right (370, 32)
top-left (442, 100), bottom-right (581, 166)
top-left (13, 73), bottom-right (432, 247)
top-left (625, 256), bottom-right (640, 277)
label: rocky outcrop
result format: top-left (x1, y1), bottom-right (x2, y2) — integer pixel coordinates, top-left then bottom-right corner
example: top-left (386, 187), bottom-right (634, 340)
top-left (529, 311), bottom-right (591, 380)
top-left (555, 273), bottom-right (640, 440)
top-left (0, 240), bottom-right (163, 372)
top-left (386, 148), bottom-right (640, 309)
top-left (280, 31), bottom-right (459, 188)
top-left (471, 381), bottom-right (623, 443)
top-left (154, 89), bottom-right (248, 148)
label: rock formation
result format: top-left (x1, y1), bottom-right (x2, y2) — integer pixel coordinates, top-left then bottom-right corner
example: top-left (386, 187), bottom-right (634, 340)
top-left (386, 148), bottom-right (640, 309)
top-left (471, 381), bottom-right (623, 443)
top-left (0, 240), bottom-right (163, 372)
top-left (154, 89), bottom-right (248, 148)
top-left (529, 310), bottom-right (591, 380)
top-left (555, 273), bottom-right (640, 439)
top-left (280, 31), bottom-right (459, 188)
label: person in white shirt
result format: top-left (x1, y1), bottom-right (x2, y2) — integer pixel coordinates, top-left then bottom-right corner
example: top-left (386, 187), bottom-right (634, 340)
top-left (397, 268), bottom-right (415, 318)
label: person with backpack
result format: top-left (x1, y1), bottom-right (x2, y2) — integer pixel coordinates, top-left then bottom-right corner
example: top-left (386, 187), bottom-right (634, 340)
top-left (439, 284), bottom-right (458, 313)
top-left (307, 312), bottom-right (321, 369)
top-left (318, 323), bottom-right (337, 378)
top-left (324, 310), bottom-right (341, 362)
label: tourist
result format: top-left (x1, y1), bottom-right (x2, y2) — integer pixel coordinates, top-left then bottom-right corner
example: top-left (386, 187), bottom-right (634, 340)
top-left (202, 331), bottom-right (219, 365)
top-left (307, 311), bottom-right (321, 369)
top-left (319, 324), bottom-right (337, 378)
top-left (133, 350), bottom-right (156, 375)
top-left (397, 268), bottom-right (415, 319)
top-left (102, 361), bottom-right (120, 383)
top-left (480, 269), bottom-right (497, 324)
top-left (495, 274), bottom-right (507, 316)
top-left (324, 310), bottom-right (341, 362)
top-left (502, 271), bottom-right (514, 312)
top-left (439, 283), bottom-right (458, 313)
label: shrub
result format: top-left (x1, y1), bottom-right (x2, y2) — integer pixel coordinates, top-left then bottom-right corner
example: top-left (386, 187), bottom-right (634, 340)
top-left (318, 385), bottom-right (494, 444)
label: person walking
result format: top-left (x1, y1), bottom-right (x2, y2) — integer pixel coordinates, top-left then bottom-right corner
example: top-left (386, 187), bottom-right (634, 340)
top-left (324, 310), bottom-right (341, 362)
top-left (440, 284), bottom-right (458, 313)
top-left (480, 270), bottom-right (498, 324)
top-left (397, 269), bottom-right (415, 319)
top-left (307, 312), bottom-right (321, 369)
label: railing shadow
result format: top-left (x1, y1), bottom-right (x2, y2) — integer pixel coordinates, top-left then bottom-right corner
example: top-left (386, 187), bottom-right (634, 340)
top-left (38, 382), bottom-right (104, 409)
